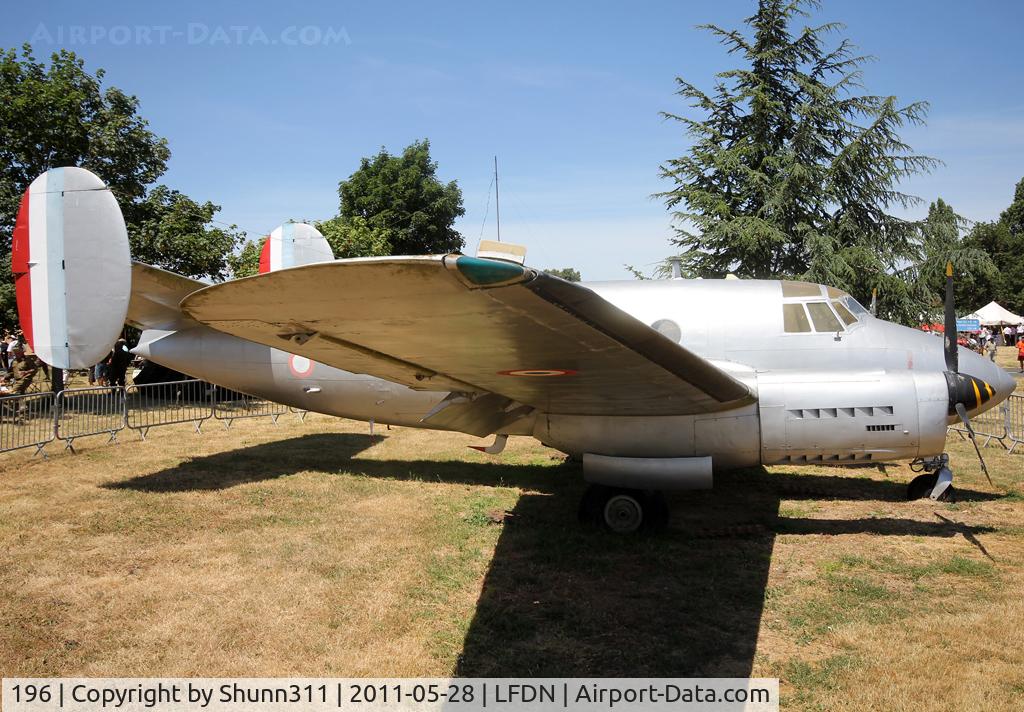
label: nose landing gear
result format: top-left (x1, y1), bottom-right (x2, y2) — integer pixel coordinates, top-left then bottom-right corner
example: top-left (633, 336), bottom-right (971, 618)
top-left (907, 454), bottom-right (954, 502)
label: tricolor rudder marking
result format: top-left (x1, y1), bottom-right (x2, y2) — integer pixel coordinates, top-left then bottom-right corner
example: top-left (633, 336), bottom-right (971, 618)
top-left (11, 186), bottom-right (34, 349)
top-left (258, 236), bottom-right (272, 274)
top-left (10, 167), bottom-right (132, 370)
top-left (259, 222), bottom-right (335, 273)
top-left (13, 168), bottom-right (69, 367)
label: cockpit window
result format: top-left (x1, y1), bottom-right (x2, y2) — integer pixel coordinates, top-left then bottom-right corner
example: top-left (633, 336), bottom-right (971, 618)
top-left (843, 296), bottom-right (870, 317)
top-left (781, 281), bottom-right (823, 298)
top-left (807, 301), bottom-right (842, 332)
top-left (832, 299), bottom-right (857, 326)
top-left (781, 283), bottom-right (867, 334)
top-left (783, 303), bottom-right (812, 332)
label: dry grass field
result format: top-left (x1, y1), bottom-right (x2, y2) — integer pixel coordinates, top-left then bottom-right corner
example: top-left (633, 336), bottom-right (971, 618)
top-left (1, 354), bottom-right (1022, 711)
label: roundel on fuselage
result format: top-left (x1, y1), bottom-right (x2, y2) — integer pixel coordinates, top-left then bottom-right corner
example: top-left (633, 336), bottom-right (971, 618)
top-left (258, 222), bottom-right (335, 274)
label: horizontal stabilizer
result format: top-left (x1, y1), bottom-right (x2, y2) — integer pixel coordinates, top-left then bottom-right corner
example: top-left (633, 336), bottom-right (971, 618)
top-left (127, 262), bottom-right (208, 331)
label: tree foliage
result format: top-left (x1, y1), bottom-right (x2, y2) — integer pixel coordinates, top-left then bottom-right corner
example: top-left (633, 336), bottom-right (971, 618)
top-left (0, 45), bottom-right (241, 327)
top-left (657, 0), bottom-right (941, 323)
top-left (914, 198), bottom-right (995, 313)
top-left (226, 239), bottom-right (265, 280)
top-left (317, 215), bottom-right (392, 259)
top-left (130, 186), bottom-right (243, 280)
top-left (544, 267), bottom-right (582, 282)
top-left (960, 178), bottom-right (1024, 315)
top-left (339, 140), bottom-right (464, 255)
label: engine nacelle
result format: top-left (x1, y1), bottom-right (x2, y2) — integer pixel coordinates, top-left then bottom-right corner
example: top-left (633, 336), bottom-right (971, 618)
top-left (758, 370), bottom-right (925, 464)
top-left (914, 370), bottom-right (954, 458)
top-left (583, 453), bottom-right (713, 491)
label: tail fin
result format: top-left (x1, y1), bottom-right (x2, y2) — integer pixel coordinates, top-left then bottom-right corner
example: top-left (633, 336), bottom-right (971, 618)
top-left (258, 222), bottom-right (334, 273)
top-left (11, 167), bottom-right (131, 369)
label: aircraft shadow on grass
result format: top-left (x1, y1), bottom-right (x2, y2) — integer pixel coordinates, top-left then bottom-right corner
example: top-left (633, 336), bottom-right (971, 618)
top-left (107, 433), bottom-right (1001, 677)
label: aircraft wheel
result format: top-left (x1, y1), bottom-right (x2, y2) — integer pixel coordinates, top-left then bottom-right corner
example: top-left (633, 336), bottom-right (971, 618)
top-left (907, 473), bottom-right (937, 500)
top-left (907, 473), bottom-right (955, 502)
top-left (579, 485), bottom-right (668, 534)
top-left (603, 491), bottom-right (645, 534)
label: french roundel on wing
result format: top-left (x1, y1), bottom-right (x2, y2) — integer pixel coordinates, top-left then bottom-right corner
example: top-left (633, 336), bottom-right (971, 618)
top-left (11, 167), bottom-right (131, 370)
top-left (258, 222), bottom-right (335, 274)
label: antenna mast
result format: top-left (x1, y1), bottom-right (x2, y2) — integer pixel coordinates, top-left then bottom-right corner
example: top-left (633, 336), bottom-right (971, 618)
top-left (494, 155), bottom-right (501, 242)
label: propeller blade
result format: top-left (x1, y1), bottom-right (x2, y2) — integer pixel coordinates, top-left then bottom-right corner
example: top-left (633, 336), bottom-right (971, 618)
top-left (955, 402), bottom-right (993, 487)
top-left (944, 261), bottom-right (958, 373)
top-left (870, 288), bottom-right (877, 316)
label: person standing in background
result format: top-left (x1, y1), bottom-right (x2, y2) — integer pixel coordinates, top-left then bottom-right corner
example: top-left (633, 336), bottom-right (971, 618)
top-left (6, 334), bottom-right (18, 370)
top-left (106, 338), bottom-right (131, 387)
top-left (9, 341), bottom-right (39, 396)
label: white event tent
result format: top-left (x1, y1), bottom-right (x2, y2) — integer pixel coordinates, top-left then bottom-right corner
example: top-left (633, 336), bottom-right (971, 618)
top-left (962, 301), bottom-right (1024, 326)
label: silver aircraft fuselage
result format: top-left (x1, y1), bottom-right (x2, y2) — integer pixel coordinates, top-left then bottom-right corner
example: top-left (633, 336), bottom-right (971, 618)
top-left (133, 277), bottom-right (1016, 470)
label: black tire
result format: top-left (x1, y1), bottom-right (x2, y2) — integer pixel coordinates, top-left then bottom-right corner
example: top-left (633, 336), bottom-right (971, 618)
top-left (578, 485), bottom-right (668, 534)
top-left (907, 473), bottom-right (955, 502)
top-left (602, 489), bottom-right (646, 534)
top-left (907, 473), bottom-right (937, 500)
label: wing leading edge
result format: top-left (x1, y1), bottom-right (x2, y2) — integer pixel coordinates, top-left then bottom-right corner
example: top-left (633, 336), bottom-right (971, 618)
top-left (180, 255), bottom-right (755, 416)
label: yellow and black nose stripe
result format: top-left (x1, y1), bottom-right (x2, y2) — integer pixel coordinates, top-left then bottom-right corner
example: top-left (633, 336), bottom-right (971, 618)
top-left (945, 372), bottom-right (995, 415)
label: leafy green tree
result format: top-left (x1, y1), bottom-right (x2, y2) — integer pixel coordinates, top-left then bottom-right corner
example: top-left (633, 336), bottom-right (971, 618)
top-left (657, 0), bottom-right (938, 323)
top-left (226, 239), bottom-right (265, 279)
top-left (915, 198), bottom-right (995, 313)
top-left (1001, 177), bottom-right (1024, 236)
top-left (317, 215), bottom-right (391, 259)
top-left (962, 178), bottom-right (1024, 314)
top-left (131, 186), bottom-right (243, 280)
top-left (0, 45), bottom-right (241, 326)
top-left (339, 140), bottom-right (465, 255)
top-left (544, 267), bottom-right (582, 282)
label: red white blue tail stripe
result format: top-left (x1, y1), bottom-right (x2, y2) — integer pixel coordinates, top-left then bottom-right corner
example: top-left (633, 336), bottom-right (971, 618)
top-left (258, 222), bottom-right (334, 274)
top-left (11, 167), bottom-right (131, 369)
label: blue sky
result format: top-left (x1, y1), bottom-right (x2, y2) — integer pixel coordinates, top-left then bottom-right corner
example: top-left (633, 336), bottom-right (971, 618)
top-left (4, 1), bottom-right (1022, 279)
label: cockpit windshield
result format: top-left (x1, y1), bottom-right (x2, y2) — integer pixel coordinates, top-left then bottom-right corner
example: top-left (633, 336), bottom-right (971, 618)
top-left (780, 282), bottom-right (868, 334)
top-left (842, 295), bottom-right (870, 317)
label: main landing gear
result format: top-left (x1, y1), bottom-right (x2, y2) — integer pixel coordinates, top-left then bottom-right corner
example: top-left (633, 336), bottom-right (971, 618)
top-left (907, 454), bottom-right (955, 502)
top-left (579, 484), bottom-right (670, 534)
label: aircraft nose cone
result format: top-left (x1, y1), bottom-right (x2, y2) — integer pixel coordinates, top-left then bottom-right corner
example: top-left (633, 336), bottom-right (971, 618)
top-left (956, 349), bottom-right (1017, 409)
top-left (993, 364), bottom-right (1017, 401)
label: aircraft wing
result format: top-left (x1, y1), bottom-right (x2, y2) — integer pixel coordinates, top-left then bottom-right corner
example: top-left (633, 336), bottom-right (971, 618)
top-left (180, 255), bottom-right (755, 416)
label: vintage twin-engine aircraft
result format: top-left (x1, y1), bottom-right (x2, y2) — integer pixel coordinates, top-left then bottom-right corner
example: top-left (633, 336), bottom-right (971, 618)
top-left (13, 168), bottom-right (1017, 532)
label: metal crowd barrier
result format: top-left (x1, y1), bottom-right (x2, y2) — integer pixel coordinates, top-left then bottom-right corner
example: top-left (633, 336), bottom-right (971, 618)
top-left (0, 392), bottom-right (56, 455)
top-left (214, 392), bottom-right (288, 428)
top-left (126, 379), bottom-right (214, 439)
top-left (1008, 394), bottom-right (1024, 454)
top-left (0, 380), bottom-right (304, 457)
top-left (55, 386), bottom-right (127, 452)
top-left (949, 400), bottom-right (1008, 448)
top-left (947, 392), bottom-right (1024, 455)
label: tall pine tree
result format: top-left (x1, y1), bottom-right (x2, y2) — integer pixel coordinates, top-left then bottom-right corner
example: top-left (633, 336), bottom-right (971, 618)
top-left (658, 0), bottom-right (939, 323)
